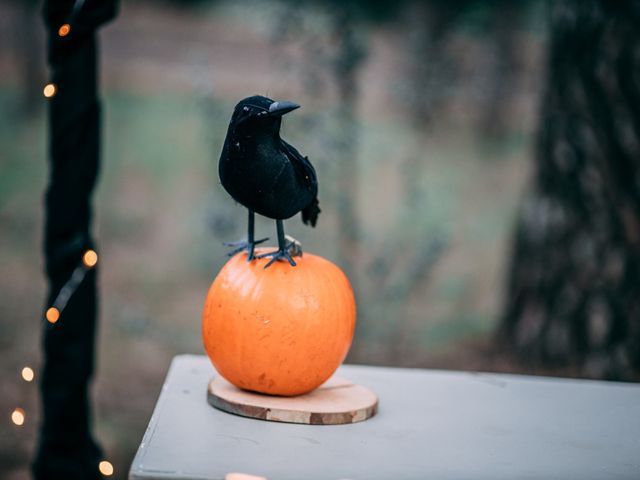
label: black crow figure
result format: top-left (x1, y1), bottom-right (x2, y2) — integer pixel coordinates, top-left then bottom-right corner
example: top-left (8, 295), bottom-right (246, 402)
top-left (219, 95), bottom-right (320, 267)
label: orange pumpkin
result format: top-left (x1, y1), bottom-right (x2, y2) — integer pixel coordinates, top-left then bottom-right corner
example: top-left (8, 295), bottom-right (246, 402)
top-left (202, 249), bottom-right (356, 396)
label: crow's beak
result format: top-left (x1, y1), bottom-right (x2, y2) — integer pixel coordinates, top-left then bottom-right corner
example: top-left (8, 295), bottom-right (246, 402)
top-left (268, 100), bottom-right (300, 116)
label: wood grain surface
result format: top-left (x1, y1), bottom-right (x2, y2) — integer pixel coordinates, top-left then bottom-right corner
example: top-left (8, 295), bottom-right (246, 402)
top-left (207, 375), bottom-right (378, 425)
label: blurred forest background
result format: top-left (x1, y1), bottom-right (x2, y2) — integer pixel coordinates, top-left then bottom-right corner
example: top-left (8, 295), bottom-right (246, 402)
top-left (1, 0), bottom-right (637, 478)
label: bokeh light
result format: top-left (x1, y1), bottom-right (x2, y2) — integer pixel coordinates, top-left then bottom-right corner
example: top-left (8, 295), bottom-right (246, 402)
top-left (11, 408), bottom-right (25, 426)
top-left (43, 83), bottom-right (57, 98)
top-left (46, 306), bottom-right (60, 324)
top-left (21, 367), bottom-right (35, 382)
top-left (58, 23), bottom-right (71, 37)
top-left (83, 249), bottom-right (98, 268)
top-left (99, 460), bottom-right (114, 476)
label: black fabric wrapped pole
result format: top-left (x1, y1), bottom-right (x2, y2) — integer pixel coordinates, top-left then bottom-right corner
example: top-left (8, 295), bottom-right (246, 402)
top-left (36, 2), bottom-right (117, 479)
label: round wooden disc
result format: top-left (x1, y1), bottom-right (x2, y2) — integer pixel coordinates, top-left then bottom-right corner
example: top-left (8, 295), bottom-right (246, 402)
top-left (207, 375), bottom-right (378, 425)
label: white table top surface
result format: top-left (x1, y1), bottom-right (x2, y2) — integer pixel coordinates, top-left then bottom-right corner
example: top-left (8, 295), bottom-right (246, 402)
top-left (129, 354), bottom-right (640, 480)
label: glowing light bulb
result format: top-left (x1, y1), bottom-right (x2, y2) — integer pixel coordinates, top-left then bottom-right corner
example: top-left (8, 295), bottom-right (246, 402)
top-left (99, 460), bottom-right (114, 476)
top-left (43, 83), bottom-right (57, 98)
top-left (46, 307), bottom-right (60, 324)
top-left (21, 367), bottom-right (35, 382)
top-left (58, 23), bottom-right (71, 37)
top-left (11, 408), bottom-right (25, 426)
top-left (82, 249), bottom-right (98, 268)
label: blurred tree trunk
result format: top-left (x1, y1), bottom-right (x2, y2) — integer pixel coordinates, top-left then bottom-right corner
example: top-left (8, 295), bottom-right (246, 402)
top-left (500, 0), bottom-right (640, 379)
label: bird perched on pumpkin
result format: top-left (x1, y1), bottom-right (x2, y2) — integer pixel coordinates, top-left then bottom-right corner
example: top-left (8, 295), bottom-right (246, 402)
top-left (219, 95), bottom-right (320, 267)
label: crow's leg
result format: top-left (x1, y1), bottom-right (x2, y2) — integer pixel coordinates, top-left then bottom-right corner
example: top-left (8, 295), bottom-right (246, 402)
top-left (255, 219), bottom-right (297, 268)
top-left (224, 210), bottom-right (268, 260)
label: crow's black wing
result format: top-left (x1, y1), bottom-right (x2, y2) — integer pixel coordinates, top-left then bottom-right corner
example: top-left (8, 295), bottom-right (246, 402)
top-left (279, 139), bottom-right (317, 193)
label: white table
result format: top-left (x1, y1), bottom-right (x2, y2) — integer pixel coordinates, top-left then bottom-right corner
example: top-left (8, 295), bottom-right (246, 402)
top-left (129, 354), bottom-right (640, 480)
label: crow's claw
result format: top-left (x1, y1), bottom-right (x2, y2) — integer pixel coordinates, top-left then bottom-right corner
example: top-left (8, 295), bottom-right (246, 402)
top-left (255, 242), bottom-right (297, 268)
top-left (223, 237), bottom-right (269, 260)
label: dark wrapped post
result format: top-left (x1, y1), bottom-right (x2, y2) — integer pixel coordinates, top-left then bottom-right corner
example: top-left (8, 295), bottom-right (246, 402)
top-left (36, 1), bottom-right (118, 479)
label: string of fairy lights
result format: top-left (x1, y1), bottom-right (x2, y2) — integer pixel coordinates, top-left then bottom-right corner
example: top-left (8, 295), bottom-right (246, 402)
top-left (42, 0), bottom-right (83, 99)
top-left (12, 0), bottom-right (113, 477)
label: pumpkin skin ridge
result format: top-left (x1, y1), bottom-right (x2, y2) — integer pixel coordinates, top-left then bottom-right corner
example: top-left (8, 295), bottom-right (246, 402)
top-left (240, 264), bottom-right (259, 388)
top-left (313, 255), bottom-right (354, 392)
top-left (327, 257), bottom-right (355, 369)
top-left (318, 256), bottom-right (342, 383)
top-left (203, 250), bottom-right (356, 396)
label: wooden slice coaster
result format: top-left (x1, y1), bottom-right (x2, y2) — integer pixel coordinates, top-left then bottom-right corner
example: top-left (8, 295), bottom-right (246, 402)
top-left (207, 375), bottom-right (378, 425)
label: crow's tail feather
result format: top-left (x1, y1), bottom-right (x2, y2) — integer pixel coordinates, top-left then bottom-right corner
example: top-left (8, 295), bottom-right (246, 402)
top-left (301, 197), bottom-right (320, 227)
